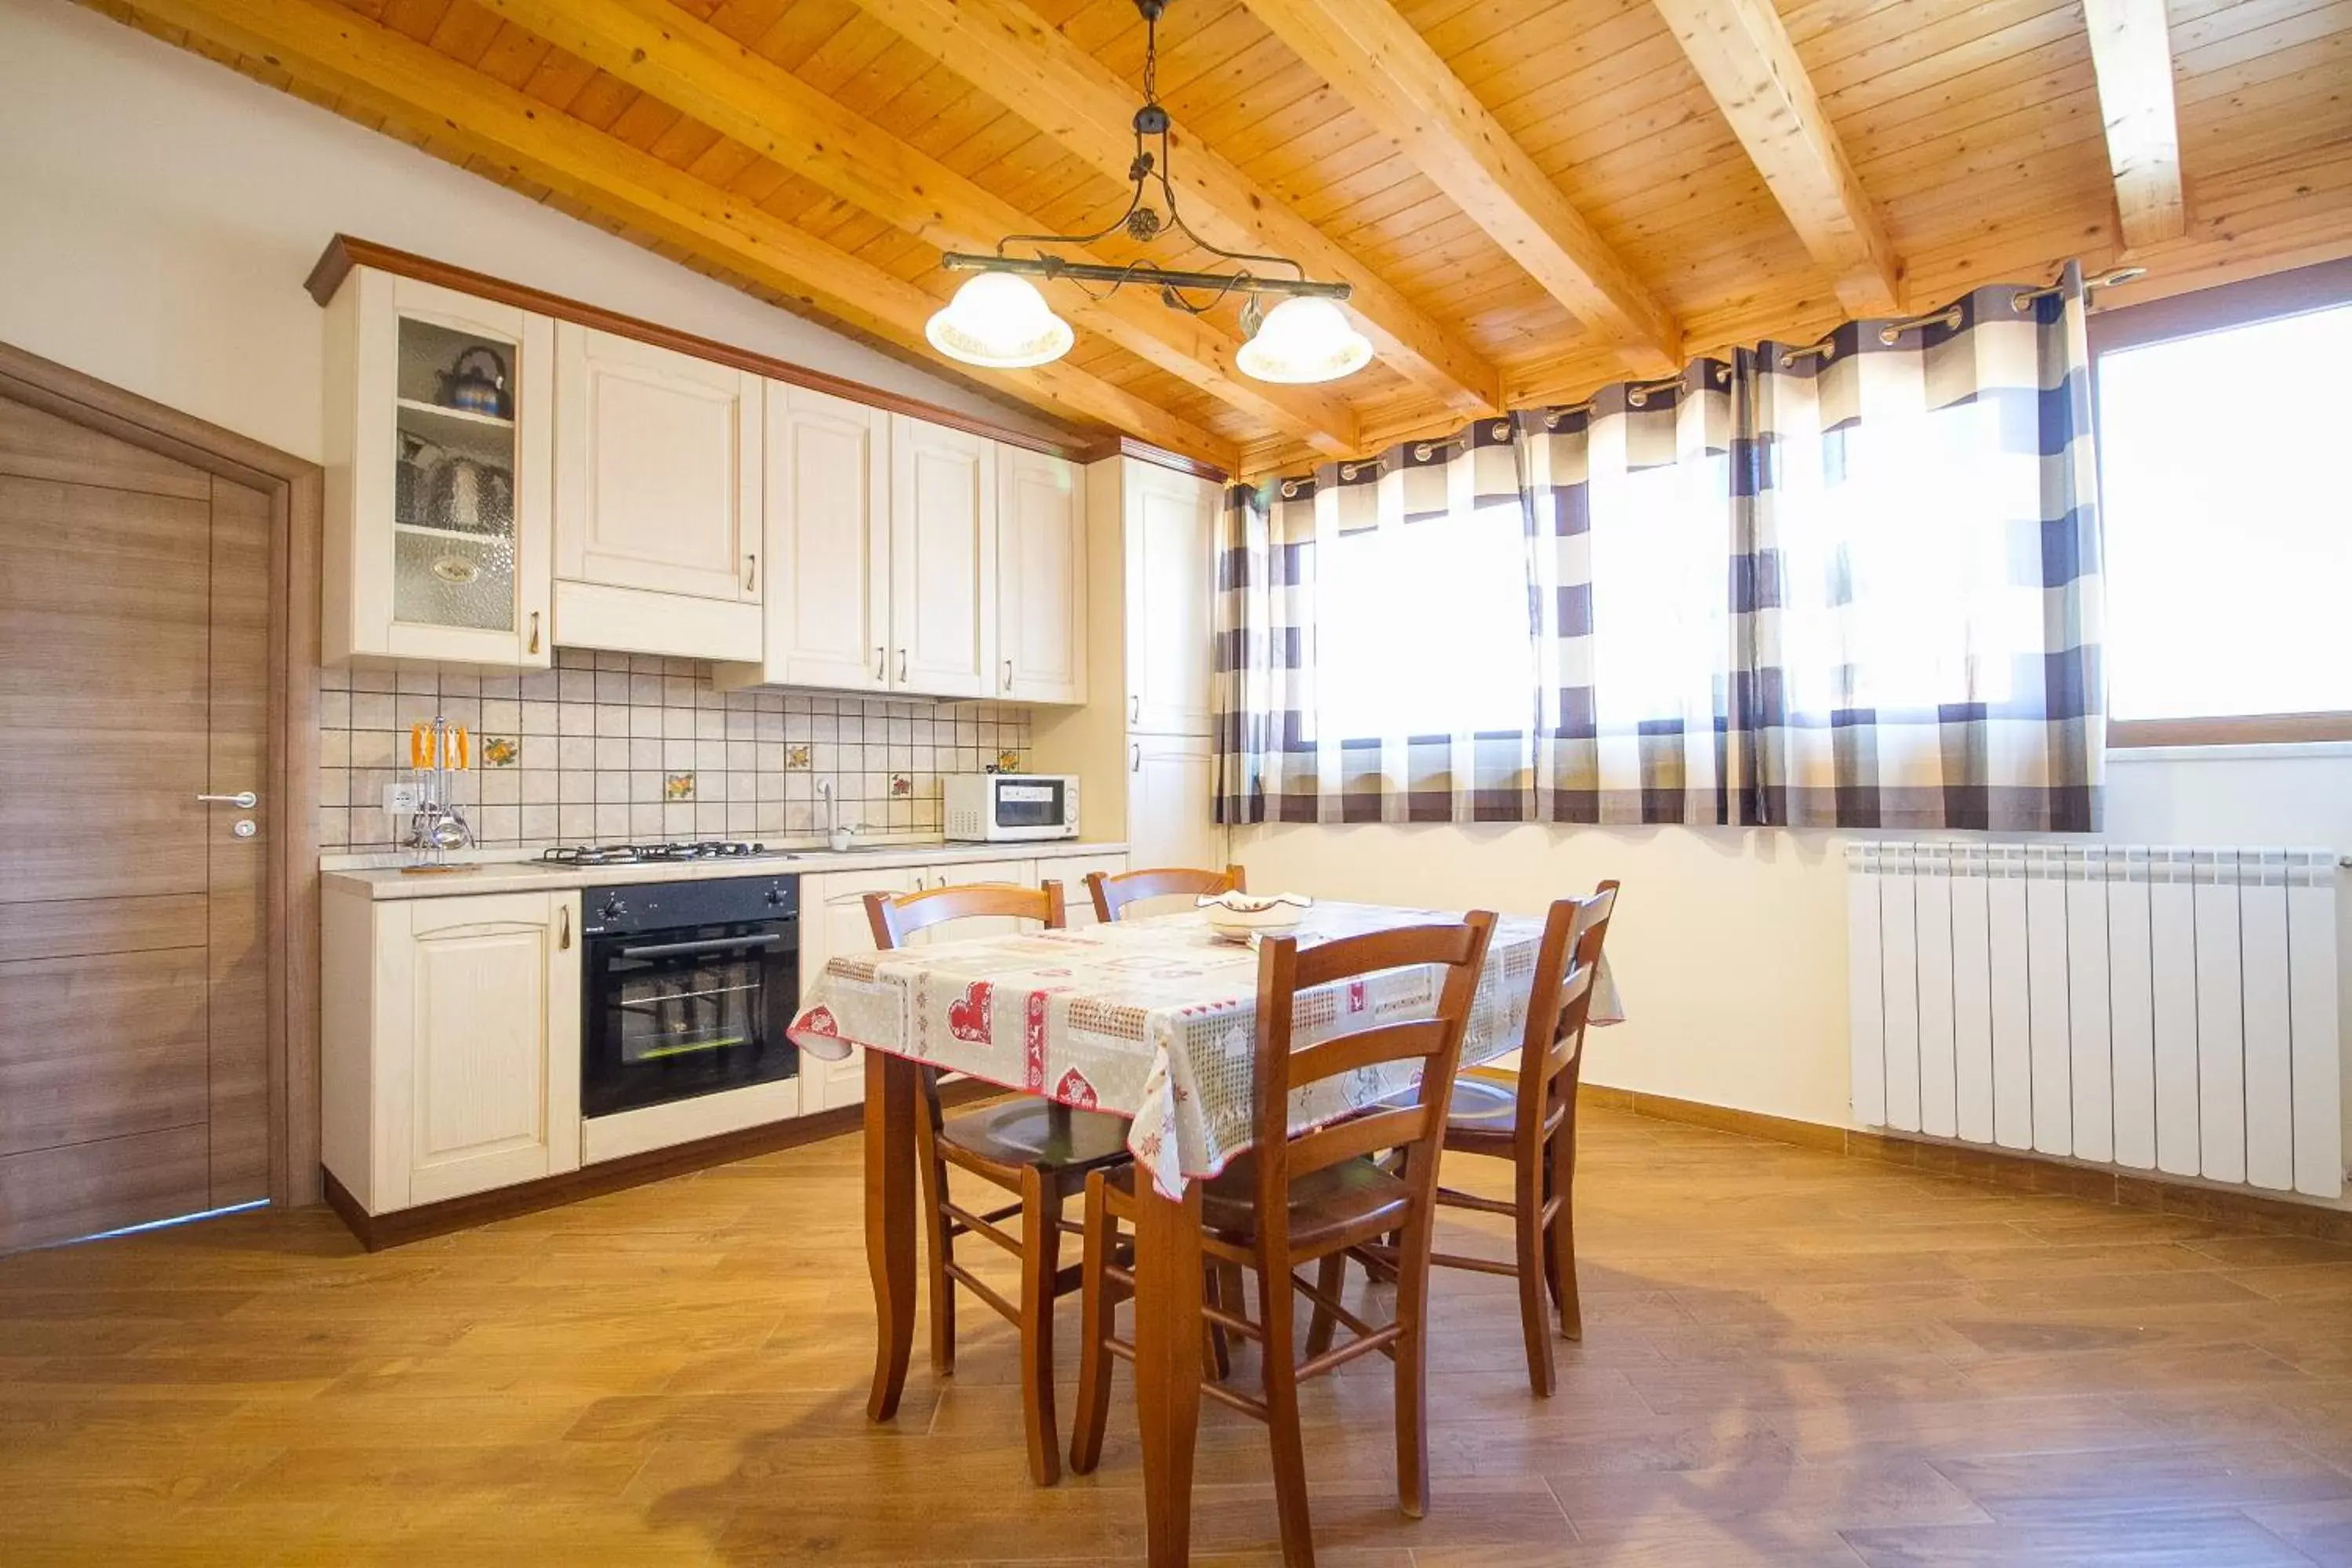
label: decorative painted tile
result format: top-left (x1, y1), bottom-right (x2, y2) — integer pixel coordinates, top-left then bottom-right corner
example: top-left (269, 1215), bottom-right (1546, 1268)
top-left (664, 771), bottom-right (697, 801)
top-left (996, 749), bottom-right (1022, 772)
top-left (785, 743), bottom-right (811, 771)
top-left (890, 772), bottom-right (913, 797)
top-left (481, 735), bottom-right (519, 768)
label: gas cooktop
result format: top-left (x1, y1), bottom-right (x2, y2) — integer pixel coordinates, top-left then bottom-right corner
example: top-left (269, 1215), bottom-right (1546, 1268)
top-left (538, 840), bottom-right (796, 867)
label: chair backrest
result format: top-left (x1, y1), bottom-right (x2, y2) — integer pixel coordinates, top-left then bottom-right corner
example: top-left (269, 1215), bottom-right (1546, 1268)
top-left (1248, 912), bottom-right (1498, 1233)
top-left (1085, 863), bottom-right (1247, 924)
top-left (1512, 882), bottom-right (1618, 1134)
top-left (866, 880), bottom-right (1066, 951)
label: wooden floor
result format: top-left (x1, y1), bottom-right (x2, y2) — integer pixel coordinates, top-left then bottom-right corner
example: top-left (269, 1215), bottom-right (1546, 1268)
top-left (5, 1105), bottom-right (2352, 1566)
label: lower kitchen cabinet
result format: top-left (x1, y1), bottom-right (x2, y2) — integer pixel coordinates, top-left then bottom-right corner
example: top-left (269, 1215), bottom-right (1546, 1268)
top-left (1128, 734), bottom-right (1221, 872)
top-left (322, 886), bottom-right (583, 1214)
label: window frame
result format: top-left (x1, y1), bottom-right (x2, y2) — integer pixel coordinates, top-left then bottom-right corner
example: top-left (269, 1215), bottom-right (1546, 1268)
top-left (2090, 256), bottom-right (2352, 749)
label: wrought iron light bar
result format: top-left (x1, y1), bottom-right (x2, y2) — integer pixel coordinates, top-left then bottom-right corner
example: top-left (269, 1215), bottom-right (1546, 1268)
top-left (938, 252), bottom-right (1352, 302)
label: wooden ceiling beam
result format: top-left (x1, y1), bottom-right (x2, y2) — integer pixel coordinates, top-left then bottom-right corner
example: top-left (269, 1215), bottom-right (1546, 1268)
top-left (111, 0), bottom-right (1238, 469)
top-left (471, 0), bottom-right (1356, 456)
top-left (2082, 0), bottom-right (2188, 251)
top-left (1239, 0), bottom-right (1682, 376)
top-left (1652, 0), bottom-right (1903, 316)
top-left (842, 0), bottom-right (1503, 418)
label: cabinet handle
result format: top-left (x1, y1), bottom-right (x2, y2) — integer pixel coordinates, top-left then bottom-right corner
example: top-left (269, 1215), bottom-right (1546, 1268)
top-left (1131, 743), bottom-right (1141, 774)
top-left (528, 612), bottom-right (541, 655)
top-left (1003, 659), bottom-right (1014, 692)
top-left (874, 646), bottom-right (886, 683)
top-left (557, 904), bottom-right (571, 950)
top-left (897, 648), bottom-right (907, 682)
top-left (744, 553), bottom-right (758, 594)
top-left (1131, 694), bottom-right (1141, 724)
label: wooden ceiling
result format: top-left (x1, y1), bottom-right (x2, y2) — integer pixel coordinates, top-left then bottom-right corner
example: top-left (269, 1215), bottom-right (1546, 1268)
top-left (89, 0), bottom-right (2352, 476)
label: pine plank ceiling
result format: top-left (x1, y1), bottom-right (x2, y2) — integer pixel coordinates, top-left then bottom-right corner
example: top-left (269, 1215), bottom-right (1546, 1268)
top-left (87, 0), bottom-right (2352, 476)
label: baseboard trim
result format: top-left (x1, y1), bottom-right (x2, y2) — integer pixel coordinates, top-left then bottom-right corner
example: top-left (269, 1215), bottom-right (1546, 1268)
top-left (325, 1080), bottom-right (1003, 1250)
top-left (1581, 1083), bottom-right (2352, 1243)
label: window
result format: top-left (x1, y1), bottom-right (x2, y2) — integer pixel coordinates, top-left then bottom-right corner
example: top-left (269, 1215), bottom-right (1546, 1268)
top-left (1315, 500), bottom-right (1534, 738)
top-left (2094, 278), bottom-right (2352, 743)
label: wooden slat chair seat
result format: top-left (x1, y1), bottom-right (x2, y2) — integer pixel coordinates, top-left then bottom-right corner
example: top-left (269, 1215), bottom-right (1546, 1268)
top-left (862, 880), bottom-right (1132, 1488)
top-left (1068, 912), bottom-right (1500, 1568)
top-left (1083, 862), bottom-right (1246, 924)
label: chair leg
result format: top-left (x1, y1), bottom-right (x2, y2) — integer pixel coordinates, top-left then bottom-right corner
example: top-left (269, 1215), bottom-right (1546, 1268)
top-left (1512, 1142), bottom-right (1555, 1398)
top-left (1547, 1145), bottom-right (1583, 1342)
top-left (913, 1082), bottom-right (955, 1377)
top-left (1393, 1211), bottom-right (1434, 1520)
top-left (1257, 1257), bottom-right (1318, 1568)
top-left (1068, 1172), bottom-right (1116, 1476)
top-left (1018, 1165), bottom-right (1062, 1487)
top-left (1303, 1252), bottom-right (1347, 1358)
top-left (1204, 1262), bottom-right (1232, 1382)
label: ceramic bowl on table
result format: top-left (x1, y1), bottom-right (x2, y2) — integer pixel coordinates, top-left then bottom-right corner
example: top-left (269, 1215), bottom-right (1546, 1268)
top-left (1197, 890), bottom-right (1313, 942)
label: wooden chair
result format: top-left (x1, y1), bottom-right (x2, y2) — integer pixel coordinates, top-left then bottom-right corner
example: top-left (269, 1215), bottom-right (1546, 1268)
top-left (863, 880), bottom-right (1134, 1487)
top-left (1083, 862), bottom-right (1247, 924)
top-left (1330, 884), bottom-right (1617, 1398)
top-left (1068, 912), bottom-right (1500, 1567)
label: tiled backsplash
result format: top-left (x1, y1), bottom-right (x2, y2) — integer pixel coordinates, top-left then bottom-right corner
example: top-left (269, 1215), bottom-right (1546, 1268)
top-left (320, 648), bottom-right (1031, 851)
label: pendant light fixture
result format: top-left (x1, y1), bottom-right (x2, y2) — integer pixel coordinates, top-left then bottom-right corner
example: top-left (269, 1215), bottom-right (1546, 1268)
top-left (924, 0), bottom-right (1371, 385)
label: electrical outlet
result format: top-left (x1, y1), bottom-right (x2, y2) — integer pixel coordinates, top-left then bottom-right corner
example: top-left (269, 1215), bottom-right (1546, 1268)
top-left (383, 782), bottom-right (421, 815)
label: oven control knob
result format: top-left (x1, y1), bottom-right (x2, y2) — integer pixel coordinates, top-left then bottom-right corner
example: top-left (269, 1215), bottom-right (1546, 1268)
top-left (601, 896), bottom-right (628, 921)
top-left (764, 886), bottom-right (785, 907)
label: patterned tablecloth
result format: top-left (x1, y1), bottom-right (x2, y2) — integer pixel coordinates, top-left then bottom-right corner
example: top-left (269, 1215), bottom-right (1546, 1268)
top-left (788, 903), bottom-right (1624, 1199)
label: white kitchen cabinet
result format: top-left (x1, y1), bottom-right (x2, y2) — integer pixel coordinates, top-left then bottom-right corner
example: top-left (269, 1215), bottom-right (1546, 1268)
top-left (1051, 852), bottom-right (1136, 928)
top-left (1128, 735), bottom-right (1221, 873)
top-left (797, 865), bottom-right (917, 1112)
top-left (890, 415), bottom-right (997, 699)
top-left (1124, 461), bottom-right (1220, 737)
top-left (322, 887), bottom-right (582, 1214)
top-left (746, 383), bottom-right (891, 693)
top-left (553, 323), bottom-right (763, 660)
top-left (996, 446), bottom-right (1087, 706)
top-left (321, 267), bottom-right (555, 668)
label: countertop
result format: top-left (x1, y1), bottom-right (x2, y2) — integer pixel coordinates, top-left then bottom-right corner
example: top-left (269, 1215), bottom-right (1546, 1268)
top-left (321, 838), bottom-right (1128, 900)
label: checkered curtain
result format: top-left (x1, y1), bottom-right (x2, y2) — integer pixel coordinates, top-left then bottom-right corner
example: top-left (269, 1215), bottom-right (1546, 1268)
top-left (1214, 266), bottom-right (2105, 832)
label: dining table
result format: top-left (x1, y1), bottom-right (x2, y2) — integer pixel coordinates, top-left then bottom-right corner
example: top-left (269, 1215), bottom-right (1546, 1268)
top-left (787, 899), bottom-right (1624, 1566)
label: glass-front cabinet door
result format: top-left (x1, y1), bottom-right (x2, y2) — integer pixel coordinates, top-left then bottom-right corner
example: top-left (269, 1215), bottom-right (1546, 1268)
top-left (324, 267), bottom-right (554, 666)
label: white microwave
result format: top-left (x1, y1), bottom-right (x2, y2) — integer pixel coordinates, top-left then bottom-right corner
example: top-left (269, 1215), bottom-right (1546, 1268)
top-left (944, 773), bottom-right (1080, 842)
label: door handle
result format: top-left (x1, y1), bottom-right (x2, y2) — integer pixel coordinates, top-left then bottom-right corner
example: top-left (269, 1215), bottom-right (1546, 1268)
top-left (557, 904), bottom-right (571, 951)
top-left (744, 553), bottom-right (758, 594)
top-left (528, 612), bottom-right (541, 655)
top-left (197, 791), bottom-right (259, 809)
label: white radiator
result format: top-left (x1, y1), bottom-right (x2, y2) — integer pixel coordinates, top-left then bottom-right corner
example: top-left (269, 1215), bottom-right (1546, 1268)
top-left (1845, 844), bottom-right (2344, 1200)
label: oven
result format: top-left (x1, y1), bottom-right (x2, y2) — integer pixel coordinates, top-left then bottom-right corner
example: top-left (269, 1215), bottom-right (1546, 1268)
top-left (580, 874), bottom-right (799, 1120)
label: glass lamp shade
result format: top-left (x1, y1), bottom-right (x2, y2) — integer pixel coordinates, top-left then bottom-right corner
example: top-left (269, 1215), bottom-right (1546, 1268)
top-left (924, 270), bottom-right (1074, 368)
top-left (1236, 296), bottom-right (1374, 384)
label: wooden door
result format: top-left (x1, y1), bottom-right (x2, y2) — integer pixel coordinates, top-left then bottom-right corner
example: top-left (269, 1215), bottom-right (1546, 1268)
top-left (762, 383), bottom-right (890, 691)
top-left (0, 395), bottom-right (270, 1251)
top-left (1124, 461), bottom-right (1218, 736)
top-left (801, 866), bottom-right (920, 1111)
top-left (889, 415), bottom-right (996, 698)
top-left (996, 445), bottom-right (1087, 706)
top-left (1129, 735), bottom-right (1222, 873)
top-left (386, 891), bottom-right (580, 1208)
top-left (554, 323), bottom-right (760, 604)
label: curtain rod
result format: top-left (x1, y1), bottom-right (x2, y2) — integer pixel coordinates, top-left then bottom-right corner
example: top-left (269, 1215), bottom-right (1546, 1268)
top-left (1780, 265), bottom-right (2147, 365)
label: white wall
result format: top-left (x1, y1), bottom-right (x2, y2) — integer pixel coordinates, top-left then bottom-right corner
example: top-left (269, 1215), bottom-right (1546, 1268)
top-left (0, 0), bottom-right (1062, 466)
top-left (1233, 746), bottom-right (2352, 1161)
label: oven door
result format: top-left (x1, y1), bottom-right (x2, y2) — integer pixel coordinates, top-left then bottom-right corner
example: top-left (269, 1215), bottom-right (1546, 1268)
top-left (582, 919), bottom-right (797, 1119)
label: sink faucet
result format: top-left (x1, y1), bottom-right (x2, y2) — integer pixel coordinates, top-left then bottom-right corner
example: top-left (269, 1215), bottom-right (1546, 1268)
top-left (816, 778), bottom-right (833, 836)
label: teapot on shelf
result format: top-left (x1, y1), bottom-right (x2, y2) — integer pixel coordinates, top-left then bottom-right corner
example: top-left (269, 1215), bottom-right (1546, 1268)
top-left (434, 345), bottom-right (511, 419)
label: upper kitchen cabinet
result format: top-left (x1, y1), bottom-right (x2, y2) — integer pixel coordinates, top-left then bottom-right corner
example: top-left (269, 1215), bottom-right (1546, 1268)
top-left (1123, 461), bottom-right (1220, 736)
top-left (321, 267), bottom-right (554, 668)
top-left (720, 383), bottom-right (891, 695)
top-left (552, 324), bottom-right (763, 662)
top-left (996, 447), bottom-right (1087, 706)
top-left (890, 415), bottom-right (997, 699)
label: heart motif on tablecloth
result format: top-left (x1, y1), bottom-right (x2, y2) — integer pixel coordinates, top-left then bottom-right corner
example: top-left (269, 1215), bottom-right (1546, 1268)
top-left (946, 980), bottom-right (993, 1044)
top-left (1055, 1067), bottom-right (1098, 1109)
top-left (796, 1005), bottom-right (840, 1036)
